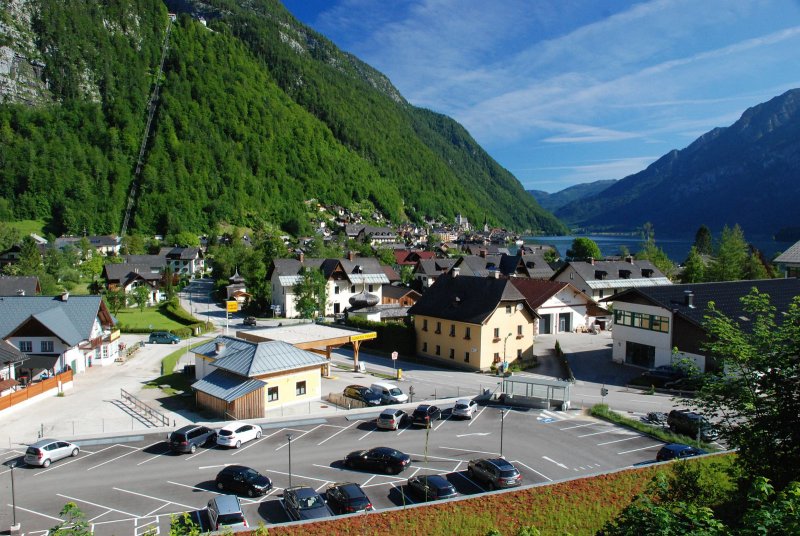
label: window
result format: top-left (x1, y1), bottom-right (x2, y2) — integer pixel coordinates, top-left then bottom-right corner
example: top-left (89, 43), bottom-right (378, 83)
top-left (449, 348), bottom-right (455, 359)
top-left (41, 341), bottom-right (54, 353)
top-left (19, 341), bottom-right (32, 353)
top-left (493, 352), bottom-right (500, 363)
top-left (464, 327), bottom-right (471, 339)
top-left (569, 272), bottom-right (574, 280)
top-left (625, 341), bottom-right (655, 368)
top-left (334, 286), bottom-right (340, 295)
top-left (614, 310), bottom-right (669, 333)
top-left (296, 381), bottom-right (307, 396)
top-left (368, 284), bottom-right (374, 292)
top-left (494, 328), bottom-right (500, 338)
top-left (435, 321), bottom-right (442, 334)
top-left (422, 319), bottom-right (428, 332)
top-left (506, 305), bottom-right (512, 314)
top-left (517, 349), bottom-right (522, 359)
top-left (435, 345), bottom-right (441, 356)
top-left (449, 325), bottom-right (456, 337)
top-left (268, 387), bottom-right (279, 402)
top-left (350, 285), bottom-right (356, 293)
top-left (464, 352), bottom-right (470, 363)
top-left (517, 325), bottom-right (523, 337)
top-left (422, 342), bottom-right (428, 352)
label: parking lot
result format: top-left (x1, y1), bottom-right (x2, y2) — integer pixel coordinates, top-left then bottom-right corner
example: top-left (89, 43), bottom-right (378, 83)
top-left (1, 401), bottom-right (665, 535)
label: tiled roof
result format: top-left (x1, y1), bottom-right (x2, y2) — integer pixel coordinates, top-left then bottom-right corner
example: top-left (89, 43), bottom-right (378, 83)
top-left (166, 247), bottom-right (202, 260)
top-left (271, 257), bottom-right (389, 286)
top-left (509, 280), bottom-right (570, 308)
top-left (123, 255), bottom-right (167, 267)
top-left (774, 240), bottom-right (800, 264)
top-left (408, 274), bottom-right (533, 324)
top-left (0, 276), bottom-right (40, 296)
top-left (103, 263), bottom-right (162, 284)
top-left (192, 336), bottom-right (328, 377)
top-left (382, 285), bottom-right (421, 300)
top-left (556, 258), bottom-right (667, 283)
top-left (0, 295), bottom-right (103, 344)
top-left (415, 258), bottom-right (457, 276)
top-left (192, 369), bottom-right (265, 402)
top-left (0, 340), bottom-right (26, 364)
top-left (611, 278), bottom-right (800, 328)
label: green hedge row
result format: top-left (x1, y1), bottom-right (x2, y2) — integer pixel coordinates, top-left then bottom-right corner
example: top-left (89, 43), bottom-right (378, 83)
top-left (344, 316), bottom-right (416, 356)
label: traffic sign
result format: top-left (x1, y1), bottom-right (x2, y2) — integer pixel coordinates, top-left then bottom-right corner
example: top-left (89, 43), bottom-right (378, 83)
top-left (391, 351), bottom-right (398, 360)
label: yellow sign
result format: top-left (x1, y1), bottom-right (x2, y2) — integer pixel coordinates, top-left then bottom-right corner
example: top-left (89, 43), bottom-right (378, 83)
top-left (350, 332), bottom-right (377, 342)
top-left (226, 301), bottom-right (239, 313)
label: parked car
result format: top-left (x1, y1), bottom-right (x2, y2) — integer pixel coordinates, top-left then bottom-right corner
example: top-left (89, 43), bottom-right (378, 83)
top-left (206, 494), bottom-right (248, 531)
top-left (467, 458), bottom-right (522, 490)
top-left (343, 385), bottom-right (383, 406)
top-left (656, 443), bottom-right (707, 462)
top-left (376, 408), bottom-right (409, 430)
top-left (215, 465), bottom-right (272, 497)
top-left (370, 381), bottom-right (408, 404)
top-left (168, 425), bottom-right (217, 454)
top-left (411, 404), bottom-right (442, 427)
top-left (283, 486), bottom-right (334, 521)
top-left (344, 447), bottom-right (411, 474)
top-left (637, 365), bottom-right (686, 388)
top-left (667, 410), bottom-right (718, 441)
top-left (325, 482), bottom-right (373, 514)
top-left (407, 474), bottom-right (458, 501)
top-left (243, 316), bottom-right (257, 326)
top-left (24, 439), bottom-right (79, 468)
top-left (216, 422), bottom-right (262, 449)
top-left (148, 331), bottom-right (180, 344)
top-left (452, 398), bottom-right (478, 419)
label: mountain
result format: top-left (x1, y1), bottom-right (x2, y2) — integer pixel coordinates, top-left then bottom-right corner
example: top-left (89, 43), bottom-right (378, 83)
top-left (0, 0), bottom-right (567, 237)
top-left (528, 180), bottom-right (616, 213)
top-left (555, 89), bottom-right (800, 237)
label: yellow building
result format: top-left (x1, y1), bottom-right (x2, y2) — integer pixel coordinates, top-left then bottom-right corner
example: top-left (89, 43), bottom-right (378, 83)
top-left (191, 336), bottom-right (328, 419)
top-left (408, 272), bottom-right (538, 371)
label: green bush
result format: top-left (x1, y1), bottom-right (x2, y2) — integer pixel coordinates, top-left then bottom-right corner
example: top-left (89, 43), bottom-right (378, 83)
top-left (590, 404), bottom-right (717, 449)
top-left (345, 316), bottom-right (416, 355)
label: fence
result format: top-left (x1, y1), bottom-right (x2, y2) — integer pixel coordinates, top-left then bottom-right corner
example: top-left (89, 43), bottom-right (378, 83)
top-left (120, 388), bottom-right (170, 427)
top-left (0, 369), bottom-right (73, 411)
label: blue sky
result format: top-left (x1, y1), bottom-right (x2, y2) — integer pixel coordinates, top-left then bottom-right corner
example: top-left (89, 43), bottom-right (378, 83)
top-left (282, 0), bottom-right (800, 193)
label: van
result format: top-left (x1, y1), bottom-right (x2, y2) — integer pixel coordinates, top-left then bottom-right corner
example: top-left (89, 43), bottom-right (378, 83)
top-left (148, 331), bottom-right (180, 344)
top-left (667, 410), bottom-right (718, 442)
top-left (206, 494), bottom-right (247, 531)
top-left (370, 381), bottom-right (408, 404)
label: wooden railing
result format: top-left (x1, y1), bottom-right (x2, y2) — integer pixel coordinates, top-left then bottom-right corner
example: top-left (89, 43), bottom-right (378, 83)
top-left (0, 369), bottom-right (73, 411)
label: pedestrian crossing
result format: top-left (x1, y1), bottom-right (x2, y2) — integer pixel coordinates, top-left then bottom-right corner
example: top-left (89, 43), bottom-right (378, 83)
top-left (537, 409), bottom-right (582, 423)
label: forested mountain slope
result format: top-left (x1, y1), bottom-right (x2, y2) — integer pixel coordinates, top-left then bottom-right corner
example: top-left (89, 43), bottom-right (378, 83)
top-left (0, 0), bottom-right (566, 236)
top-left (555, 88), bottom-right (800, 236)
top-left (528, 179), bottom-right (616, 213)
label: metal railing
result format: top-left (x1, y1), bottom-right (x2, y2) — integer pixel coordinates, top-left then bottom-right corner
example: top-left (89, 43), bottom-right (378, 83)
top-left (120, 389), bottom-right (169, 427)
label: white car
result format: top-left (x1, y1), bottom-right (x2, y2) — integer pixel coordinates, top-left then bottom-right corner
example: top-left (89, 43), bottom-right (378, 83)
top-left (452, 399), bottom-right (478, 419)
top-left (216, 422), bottom-right (262, 449)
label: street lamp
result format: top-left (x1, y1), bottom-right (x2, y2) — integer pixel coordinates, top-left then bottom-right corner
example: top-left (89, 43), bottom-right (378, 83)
top-left (6, 459), bottom-right (18, 529)
top-left (286, 433), bottom-right (293, 488)
top-left (499, 409), bottom-right (506, 458)
top-left (503, 332), bottom-right (512, 374)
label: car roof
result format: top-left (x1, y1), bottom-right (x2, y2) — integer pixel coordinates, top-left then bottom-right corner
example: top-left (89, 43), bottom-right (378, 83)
top-left (220, 421), bottom-right (248, 431)
top-left (332, 483), bottom-right (365, 497)
top-left (455, 398), bottom-right (473, 404)
top-left (662, 443), bottom-right (693, 451)
top-left (210, 494), bottom-right (242, 512)
top-left (287, 486), bottom-right (318, 498)
top-left (484, 458), bottom-right (515, 469)
top-left (221, 464), bottom-right (252, 472)
top-left (419, 474), bottom-right (450, 486)
top-left (174, 424), bottom-right (205, 433)
top-left (380, 408), bottom-right (403, 415)
top-left (29, 438), bottom-right (63, 447)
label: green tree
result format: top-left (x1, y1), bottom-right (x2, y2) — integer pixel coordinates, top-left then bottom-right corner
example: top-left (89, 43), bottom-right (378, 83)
top-left (743, 251), bottom-right (770, 280)
top-left (132, 285), bottom-right (150, 311)
top-left (681, 246), bottom-right (706, 283)
top-left (121, 234), bottom-right (147, 255)
top-left (400, 265), bottom-right (414, 286)
top-left (566, 237), bottom-right (602, 260)
top-left (694, 288), bottom-right (800, 489)
top-left (738, 477), bottom-right (800, 535)
top-left (694, 224), bottom-right (713, 255)
top-left (51, 502), bottom-right (92, 536)
top-left (635, 224), bottom-right (676, 279)
top-left (543, 248), bottom-right (559, 264)
top-left (707, 225), bottom-right (748, 281)
top-left (17, 236), bottom-right (43, 274)
top-left (105, 287), bottom-right (128, 315)
top-left (292, 267), bottom-right (326, 319)
top-left (77, 237), bottom-right (92, 261)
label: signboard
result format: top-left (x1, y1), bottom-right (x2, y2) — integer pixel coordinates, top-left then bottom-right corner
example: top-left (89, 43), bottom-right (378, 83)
top-left (226, 301), bottom-right (239, 313)
top-left (350, 332), bottom-right (377, 342)
top-left (391, 351), bottom-right (398, 361)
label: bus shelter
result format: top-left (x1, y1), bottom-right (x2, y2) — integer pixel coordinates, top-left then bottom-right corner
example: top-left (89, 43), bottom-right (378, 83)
top-left (500, 375), bottom-right (572, 410)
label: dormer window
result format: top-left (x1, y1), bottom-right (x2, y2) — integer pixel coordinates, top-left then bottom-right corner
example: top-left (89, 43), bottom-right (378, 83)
top-left (594, 270), bottom-right (607, 280)
top-left (619, 269), bottom-right (631, 279)
top-left (642, 269), bottom-right (654, 277)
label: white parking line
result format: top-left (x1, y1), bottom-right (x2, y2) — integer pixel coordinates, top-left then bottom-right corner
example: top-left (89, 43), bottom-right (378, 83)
top-left (390, 482), bottom-right (416, 505)
top-left (409, 465), bottom-right (450, 474)
top-left (318, 420), bottom-right (361, 445)
top-left (396, 423), bottom-right (412, 436)
top-left (512, 460), bottom-right (553, 482)
top-left (34, 453), bottom-right (91, 476)
top-left (114, 487), bottom-right (197, 510)
top-left (560, 422), bottom-right (600, 430)
top-left (57, 493), bottom-right (139, 518)
top-left (145, 503), bottom-right (171, 517)
top-left (359, 424), bottom-right (378, 441)
top-left (362, 475), bottom-right (377, 486)
top-left (451, 471), bottom-right (486, 491)
top-left (433, 415), bottom-right (451, 431)
top-left (8, 504), bottom-right (63, 522)
top-left (578, 429), bottom-right (619, 438)
top-left (468, 406), bottom-right (487, 426)
top-left (136, 441), bottom-right (171, 465)
top-left (231, 428), bottom-right (284, 455)
top-left (265, 468), bottom-right (337, 484)
top-left (439, 446), bottom-right (500, 457)
top-left (185, 448), bottom-right (213, 461)
top-left (405, 452), bottom-right (464, 463)
top-left (88, 448), bottom-right (142, 471)
top-left (88, 509), bottom-right (113, 522)
top-left (618, 445), bottom-right (661, 455)
top-left (275, 424), bottom-right (324, 451)
top-left (314, 481), bottom-right (331, 492)
top-left (597, 436), bottom-right (640, 446)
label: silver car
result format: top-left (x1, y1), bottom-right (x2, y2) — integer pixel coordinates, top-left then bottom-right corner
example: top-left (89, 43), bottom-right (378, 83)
top-left (452, 398), bottom-right (478, 419)
top-left (24, 439), bottom-right (80, 467)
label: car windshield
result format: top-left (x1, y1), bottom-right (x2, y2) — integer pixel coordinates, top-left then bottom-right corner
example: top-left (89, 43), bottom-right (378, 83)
top-left (218, 513), bottom-right (245, 525)
top-left (243, 468), bottom-right (261, 481)
top-left (219, 430), bottom-right (233, 436)
top-left (380, 412), bottom-right (395, 419)
top-left (455, 404), bottom-right (467, 410)
top-left (499, 469), bottom-right (519, 478)
top-left (300, 495), bottom-right (325, 509)
top-left (389, 388), bottom-right (402, 396)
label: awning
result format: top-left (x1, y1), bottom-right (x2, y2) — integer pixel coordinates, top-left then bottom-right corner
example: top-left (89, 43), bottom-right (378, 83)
top-left (0, 378), bottom-right (19, 391)
top-left (18, 354), bottom-right (60, 371)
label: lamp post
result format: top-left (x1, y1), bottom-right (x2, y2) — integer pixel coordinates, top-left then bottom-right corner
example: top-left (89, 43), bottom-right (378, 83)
top-left (503, 332), bottom-right (512, 374)
top-left (7, 459), bottom-right (18, 530)
top-left (286, 433), bottom-right (293, 488)
top-left (499, 409), bottom-right (506, 458)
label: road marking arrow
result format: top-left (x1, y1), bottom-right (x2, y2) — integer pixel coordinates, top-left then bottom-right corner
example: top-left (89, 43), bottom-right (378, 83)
top-left (455, 432), bottom-right (491, 438)
top-left (542, 456), bottom-right (568, 469)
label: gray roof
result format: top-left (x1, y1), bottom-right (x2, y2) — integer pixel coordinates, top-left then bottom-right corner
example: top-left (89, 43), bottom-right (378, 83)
top-left (192, 369), bottom-right (265, 402)
top-left (0, 340), bottom-right (26, 365)
top-left (0, 295), bottom-right (104, 344)
top-left (271, 256), bottom-right (390, 286)
top-left (0, 276), bottom-right (40, 296)
top-left (415, 258), bottom-right (458, 276)
top-left (193, 336), bottom-right (328, 377)
top-left (166, 247), bottom-right (203, 260)
top-left (554, 258), bottom-right (667, 284)
top-left (123, 254), bottom-right (167, 267)
top-left (103, 263), bottom-right (163, 284)
top-left (774, 240), bottom-right (800, 264)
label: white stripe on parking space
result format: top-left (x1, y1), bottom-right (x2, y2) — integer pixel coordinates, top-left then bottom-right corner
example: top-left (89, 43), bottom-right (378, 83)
top-left (578, 429), bottom-right (619, 438)
top-left (231, 428), bottom-right (285, 455)
top-left (560, 422), bottom-right (599, 430)
top-left (57, 493), bottom-right (139, 518)
top-left (7, 504), bottom-right (64, 522)
top-left (468, 406), bottom-right (487, 426)
top-left (318, 420), bottom-right (361, 445)
top-left (618, 445), bottom-right (662, 455)
top-left (513, 460), bottom-right (553, 482)
top-left (597, 436), bottom-right (639, 446)
top-left (275, 424), bottom-right (325, 450)
top-left (114, 487), bottom-right (197, 511)
top-left (439, 446), bottom-right (500, 457)
top-left (88, 447), bottom-right (142, 471)
top-left (359, 424), bottom-right (378, 441)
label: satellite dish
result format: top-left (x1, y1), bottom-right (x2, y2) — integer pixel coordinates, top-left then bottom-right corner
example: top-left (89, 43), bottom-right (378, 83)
top-left (516, 303), bottom-right (524, 311)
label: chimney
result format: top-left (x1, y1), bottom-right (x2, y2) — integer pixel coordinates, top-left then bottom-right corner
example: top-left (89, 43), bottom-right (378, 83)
top-left (588, 257), bottom-right (595, 265)
top-left (480, 249), bottom-right (487, 258)
top-left (215, 340), bottom-right (227, 355)
top-left (348, 250), bottom-right (356, 261)
top-left (626, 255), bottom-right (634, 264)
top-left (493, 270), bottom-right (500, 279)
top-left (684, 290), bottom-right (695, 308)
top-left (298, 252), bottom-right (304, 263)
top-left (451, 267), bottom-right (460, 278)
top-left (60, 291), bottom-right (69, 302)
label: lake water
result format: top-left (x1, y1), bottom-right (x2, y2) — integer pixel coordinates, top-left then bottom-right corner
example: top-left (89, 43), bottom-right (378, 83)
top-left (520, 235), bottom-right (794, 264)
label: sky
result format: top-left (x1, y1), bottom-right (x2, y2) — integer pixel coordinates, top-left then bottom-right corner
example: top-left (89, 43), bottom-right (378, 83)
top-left (281, 0), bottom-right (800, 193)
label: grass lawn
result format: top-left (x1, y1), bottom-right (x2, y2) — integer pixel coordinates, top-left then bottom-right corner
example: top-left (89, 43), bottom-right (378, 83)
top-left (7, 219), bottom-right (44, 235)
top-left (115, 307), bottom-right (187, 331)
top-left (145, 341), bottom-right (208, 396)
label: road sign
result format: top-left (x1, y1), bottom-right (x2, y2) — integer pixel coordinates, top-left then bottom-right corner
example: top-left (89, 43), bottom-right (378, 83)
top-left (226, 301), bottom-right (238, 313)
top-left (391, 351), bottom-right (398, 360)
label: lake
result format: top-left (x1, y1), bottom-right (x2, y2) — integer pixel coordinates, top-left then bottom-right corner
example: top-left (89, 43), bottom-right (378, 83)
top-left (520, 234), bottom-right (794, 264)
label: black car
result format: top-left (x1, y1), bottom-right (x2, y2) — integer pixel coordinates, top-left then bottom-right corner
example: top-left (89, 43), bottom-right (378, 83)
top-left (168, 425), bottom-right (217, 454)
top-left (638, 365), bottom-right (687, 388)
top-left (325, 482), bottom-right (373, 514)
top-left (343, 385), bottom-right (383, 406)
top-left (656, 443), bottom-right (707, 461)
top-left (215, 465), bottom-right (272, 497)
top-left (411, 404), bottom-right (442, 427)
top-left (407, 474), bottom-right (458, 501)
top-left (283, 486), bottom-right (334, 521)
top-left (243, 316), bottom-right (257, 326)
top-left (667, 410), bottom-right (718, 442)
top-left (344, 447), bottom-right (411, 474)
top-left (467, 458), bottom-right (522, 490)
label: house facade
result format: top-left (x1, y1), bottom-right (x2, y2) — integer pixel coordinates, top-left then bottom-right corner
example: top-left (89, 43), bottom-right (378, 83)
top-left (774, 240), bottom-right (800, 278)
top-left (510, 279), bottom-right (607, 335)
top-left (606, 278), bottom-right (800, 373)
top-left (408, 273), bottom-right (538, 371)
top-left (551, 257), bottom-right (672, 303)
top-left (165, 246), bottom-right (205, 277)
top-left (102, 263), bottom-right (165, 305)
